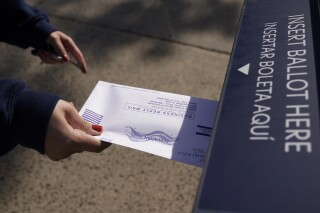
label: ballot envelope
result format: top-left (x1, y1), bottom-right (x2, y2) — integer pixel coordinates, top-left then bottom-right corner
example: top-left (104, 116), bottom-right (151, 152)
top-left (193, 0), bottom-right (320, 212)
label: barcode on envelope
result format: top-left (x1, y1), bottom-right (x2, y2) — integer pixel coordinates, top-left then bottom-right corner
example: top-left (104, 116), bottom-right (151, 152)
top-left (82, 109), bottom-right (103, 125)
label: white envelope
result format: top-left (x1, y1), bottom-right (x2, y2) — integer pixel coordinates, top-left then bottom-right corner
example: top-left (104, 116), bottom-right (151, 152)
top-left (80, 81), bottom-right (218, 167)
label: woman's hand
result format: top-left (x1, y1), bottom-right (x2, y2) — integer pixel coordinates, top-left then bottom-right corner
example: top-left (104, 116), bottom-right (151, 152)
top-left (38, 31), bottom-right (88, 73)
top-left (45, 100), bottom-right (110, 161)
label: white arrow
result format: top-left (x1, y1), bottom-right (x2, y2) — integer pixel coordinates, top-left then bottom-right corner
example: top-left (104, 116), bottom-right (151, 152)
top-left (238, 63), bottom-right (250, 75)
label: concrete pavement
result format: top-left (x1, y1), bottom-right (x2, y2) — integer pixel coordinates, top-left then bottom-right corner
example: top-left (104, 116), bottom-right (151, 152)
top-left (0, 0), bottom-right (243, 212)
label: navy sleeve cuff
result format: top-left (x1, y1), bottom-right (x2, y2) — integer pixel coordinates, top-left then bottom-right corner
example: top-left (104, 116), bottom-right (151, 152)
top-left (11, 88), bottom-right (60, 154)
top-left (27, 19), bottom-right (57, 49)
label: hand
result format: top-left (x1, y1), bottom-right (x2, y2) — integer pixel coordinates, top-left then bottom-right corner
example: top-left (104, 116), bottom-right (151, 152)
top-left (38, 31), bottom-right (88, 73)
top-left (45, 100), bottom-right (111, 161)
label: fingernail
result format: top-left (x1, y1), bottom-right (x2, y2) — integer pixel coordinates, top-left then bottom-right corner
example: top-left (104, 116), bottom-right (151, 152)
top-left (92, 125), bottom-right (103, 132)
top-left (63, 54), bottom-right (69, 62)
top-left (81, 65), bottom-right (87, 74)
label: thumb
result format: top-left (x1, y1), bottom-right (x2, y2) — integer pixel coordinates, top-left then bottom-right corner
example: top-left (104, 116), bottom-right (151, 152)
top-left (48, 34), bottom-right (70, 61)
top-left (66, 103), bottom-right (103, 136)
top-left (71, 129), bottom-right (111, 153)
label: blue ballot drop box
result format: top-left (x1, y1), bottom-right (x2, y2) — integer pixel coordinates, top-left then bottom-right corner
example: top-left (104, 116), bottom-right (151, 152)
top-left (193, 0), bottom-right (320, 212)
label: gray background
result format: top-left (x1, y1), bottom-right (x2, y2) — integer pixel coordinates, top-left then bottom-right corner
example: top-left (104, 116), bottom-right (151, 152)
top-left (0, 0), bottom-right (243, 212)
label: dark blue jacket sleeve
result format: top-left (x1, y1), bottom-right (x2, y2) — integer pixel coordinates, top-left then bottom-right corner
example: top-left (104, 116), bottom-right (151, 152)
top-left (0, 0), bottom-right (57, 49)
top-left (0, 1), bottom-right (60, 156)
top-left (0, 80), bottom-right (60, 156)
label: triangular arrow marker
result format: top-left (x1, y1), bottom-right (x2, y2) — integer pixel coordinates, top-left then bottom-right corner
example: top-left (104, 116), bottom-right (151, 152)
top-left (238, 63), bottom-right (250, 75)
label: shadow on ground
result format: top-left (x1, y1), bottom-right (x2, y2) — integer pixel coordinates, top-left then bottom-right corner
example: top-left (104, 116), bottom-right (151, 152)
top-left (0, 0), bottom-right (242, 212)
top-left (41, 0), bottom-right (242, 58)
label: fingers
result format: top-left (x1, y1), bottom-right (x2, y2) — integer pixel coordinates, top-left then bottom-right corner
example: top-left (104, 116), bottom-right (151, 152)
top-left (37, 49), bottom-right (64, 64)
top-left (62, 37), bottom-right (88, 73)
top-left (47, 31), bottom-right (88, 73)
top-left (47, 123), bottom-right (108, 161)
top-left (65, 102), bottom-right (102, 136)
top-left (71, 129), bottom-right (111, 154)
top-left (65, 104), bottom-right (110, 154)
top-left (47, 32), bottom-right (69, 61)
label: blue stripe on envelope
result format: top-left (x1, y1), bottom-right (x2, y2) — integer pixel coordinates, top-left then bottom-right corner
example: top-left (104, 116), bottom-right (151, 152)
top-left (82, 109), bottom-right (103, 124)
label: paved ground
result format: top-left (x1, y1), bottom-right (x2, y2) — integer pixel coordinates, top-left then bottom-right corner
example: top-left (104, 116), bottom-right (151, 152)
top-left (0, 0), bottom-right (243, 212)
